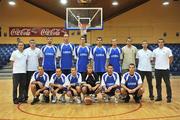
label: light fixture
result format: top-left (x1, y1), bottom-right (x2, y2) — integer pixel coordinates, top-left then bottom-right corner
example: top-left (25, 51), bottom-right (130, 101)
top-left (162, 0), bottom-right (170, 6)
top-left (112, 0), bottom-right (118, 6)
top-left (8, 0), bottom-right (16, 6)
top-left (60, 0), bottom-right (67, 5)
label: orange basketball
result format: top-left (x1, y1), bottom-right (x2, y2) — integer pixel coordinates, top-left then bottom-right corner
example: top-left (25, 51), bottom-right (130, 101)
top-left (84, 96), bottom-right (93, 105)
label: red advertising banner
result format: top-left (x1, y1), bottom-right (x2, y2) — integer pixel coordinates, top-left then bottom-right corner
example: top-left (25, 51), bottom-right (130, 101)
top-left (9, 27), bottom-right (68, 37)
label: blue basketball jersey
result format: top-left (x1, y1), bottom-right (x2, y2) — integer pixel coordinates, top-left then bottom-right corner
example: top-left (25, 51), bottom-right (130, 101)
top-left (50, 73), bottom-right (67, 85)
top-left (59, 43), bottom-right (74, 70)
top-left (74, 46), bottom-right (90, 72)
top-left (32, 71), bottom-right (49, 87)
top-left (92, 46), bottom-right (107, 72)
top-left (41, 45), bottom-right (57, 71)
top-left (101, 72), bottom-right (120, 88)
top-left (107, 47), bottom-right (122, 73)
top-left (122, 72), bottom-right (142, 89)
top-left (66, 72), bottom-right (82, 85)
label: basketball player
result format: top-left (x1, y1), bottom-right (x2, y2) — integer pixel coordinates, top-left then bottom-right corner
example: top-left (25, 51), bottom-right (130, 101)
top-left (59, 34), bottom-right (75, 75)
top-left (66, 67), bottom-right (82, 103)
top-left (136, 40), bottom-right (154, 100)
top-left (91, 37), bottom-right (107, 80)
top-left (122, 38), bottom-right (137, 74)
top-left (121, 63), bottom-right (144, 103)
top-left (81, 64), bottom-right (100, 102)
top-left (40, 37), bottom-right (59, 77)
top-left (153, 38), bottom-right (173, 103)
top-left (74, 36), bottom-right (91, 74)
top-left (24, 39), bottom-right (41, 101)
top-left (107, 38), bottom-right (122, 80)
top-left (49, 68), bottom-right (69, 103)
top-left (10, 41), bottom-right (27, 104)
top-left (101, 64), bottom-right (120, 103)
top-left (30, 66), bottom-right (50, 105)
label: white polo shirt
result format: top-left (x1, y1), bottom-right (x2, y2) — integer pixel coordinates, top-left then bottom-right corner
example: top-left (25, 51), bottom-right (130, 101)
top-left (153, 47), bottom-right (173, 70)
top-left (10, 49), bottom-right (27, 74)
top-left (24, 47), bottom-right (41, 71)
top-left (122, 45), bottom-right (137, 69)
top-left (136, 49), bottom-right (153, 71)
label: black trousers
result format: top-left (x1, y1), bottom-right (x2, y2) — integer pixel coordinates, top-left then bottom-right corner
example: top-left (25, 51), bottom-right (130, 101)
top-left (25, 71), bottom-right (35, 100)
top-left (138, 70), bottom-right (154, 98)
top-left (155, 69), bottom-right (172, 100)
top-left (96, 72), bottom-right (105, 81)
top-left (12, 73), bottom-right (26, 101)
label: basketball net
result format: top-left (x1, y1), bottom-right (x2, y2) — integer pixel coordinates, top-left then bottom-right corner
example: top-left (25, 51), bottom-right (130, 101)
top-left (79, 23), bottom-right (90, 36)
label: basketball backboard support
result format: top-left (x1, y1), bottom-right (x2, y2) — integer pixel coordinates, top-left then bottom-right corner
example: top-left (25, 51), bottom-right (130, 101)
top-left (66, 8), bottom-right (103, 30)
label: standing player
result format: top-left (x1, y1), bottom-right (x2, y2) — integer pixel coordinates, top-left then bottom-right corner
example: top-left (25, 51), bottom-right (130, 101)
top-left (30, 66), bottom-right (50, 105)
top-left (40, 37), bottom-right (59, 77)
top-left (81, 64), bottom-right (100, 102)
top-left (10, 41), bottom-right (27, 104)
top-left (107, 38), bottom-right (122, 80)
top-left (49, 68), bottom-right (69, 103)
top-left (66, 67), bottom-right (82, 103)
top-left (121, 63), bottom-right (144, 103)
top-left (101, 64), bottom-right (120, 103)
top-left (74, 36), bottom-right (91, 74)
top-left (136, 40), bottom-right (154, 100)
top-left (122, 38), bottom-right (137, 74)
top-left (153, 38), bottom-right (173, 103)
top-left (91, 37), bottom-right (107, 79)
top-left (24, 39), bottom-right (41, 101)
top-left (59, 34), bottom-right (75, 75)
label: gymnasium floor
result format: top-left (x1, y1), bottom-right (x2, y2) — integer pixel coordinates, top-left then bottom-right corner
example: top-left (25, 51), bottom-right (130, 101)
top-left (0, 78), bottom-right (180, 120)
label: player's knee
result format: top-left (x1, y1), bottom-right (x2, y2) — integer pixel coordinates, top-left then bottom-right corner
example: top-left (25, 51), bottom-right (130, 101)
top-left (76, 86), bottom-right (81, 93)
top-left (44, 90), bottom-right (49, 96)
top-left (31, 84), bottom-right (36, 89)
top-left (121, 88), bottom-right (127, 95)
top-left (66, 91), bottom-right (72, 97)
top-left (138, 87), bottom-right (144, 95)
top-left (82, 86), bottom-right (87, 94)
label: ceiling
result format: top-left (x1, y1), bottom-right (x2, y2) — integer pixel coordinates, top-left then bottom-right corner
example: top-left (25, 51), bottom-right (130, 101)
top-left (24, 0), bottom-right (150, 21)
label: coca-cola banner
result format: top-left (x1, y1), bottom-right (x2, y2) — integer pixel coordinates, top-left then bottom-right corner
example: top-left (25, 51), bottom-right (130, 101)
top-left (9, 27), bottom-right (68, 37)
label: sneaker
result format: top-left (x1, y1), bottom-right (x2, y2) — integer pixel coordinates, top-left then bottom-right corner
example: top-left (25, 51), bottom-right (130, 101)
top-left (167, 99), bottom-right (171, 103)
top-left (13, 99), bottom-right (19, 104)
top-left (74, 96), bottom-right (81, 104)
top-left (60, 95), bottom-right (66, 103)
top-left (51, 96), bottom-right (57, 103)
top-left (114, 96), bottom-right (119, 103)
top-left (124, 95), bottom-right (130, 103)
top-left (69, 97), bottom-right (74, 103)
top-left (44, 96), bottom-right (50, 103)
top-left (103, 95), bottom-right (110, 103)
top-left (41, 95), bottom-right (45, 102)
top-left (155, 98), bottom-right (162, 102)
top-left (150, 97), bottom-right (154, 101)
top-left (135, 99), bottom-right (141, 103)
top-left (31, 98), bottom-right (40, 105)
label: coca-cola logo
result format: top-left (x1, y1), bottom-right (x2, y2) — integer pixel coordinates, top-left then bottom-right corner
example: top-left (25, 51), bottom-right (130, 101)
top-left (10, 28), bottom-right (31, 36)
top-left (41, 28), bottom-right (61, 36)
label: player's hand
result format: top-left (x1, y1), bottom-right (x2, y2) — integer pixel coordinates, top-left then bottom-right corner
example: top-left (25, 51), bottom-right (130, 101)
top-left (37, 82), bottom-right (43, 88)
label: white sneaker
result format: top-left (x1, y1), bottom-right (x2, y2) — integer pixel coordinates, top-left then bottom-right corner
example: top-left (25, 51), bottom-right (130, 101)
top-left (74, 96), bottom-right (81, 104)
top-left (60, 95), bottom-right (66, 103)
top-left (114, 96), bottom-right (119, 103)
top-left (103, 95), bottom-right (110, 103)
top-left (69, 97), bottom-right (74, 103)
top-left (51, 96), bottom-right (57, 103)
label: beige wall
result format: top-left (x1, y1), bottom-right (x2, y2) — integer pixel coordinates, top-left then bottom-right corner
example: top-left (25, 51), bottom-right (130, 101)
top-left (0, 0), bottom-right (180, 44)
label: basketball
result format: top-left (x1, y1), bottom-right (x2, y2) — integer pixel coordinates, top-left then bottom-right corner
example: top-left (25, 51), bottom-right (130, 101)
top-left (84, 96), bottom-right (93, 105)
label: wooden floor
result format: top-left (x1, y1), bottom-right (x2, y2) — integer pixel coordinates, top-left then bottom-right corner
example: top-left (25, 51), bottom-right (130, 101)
top-left (0, 78), bottom-right (180, 120)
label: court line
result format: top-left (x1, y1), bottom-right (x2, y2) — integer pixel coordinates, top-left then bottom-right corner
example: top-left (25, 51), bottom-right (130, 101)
top-left (17, 103), bottom-right (142, 119)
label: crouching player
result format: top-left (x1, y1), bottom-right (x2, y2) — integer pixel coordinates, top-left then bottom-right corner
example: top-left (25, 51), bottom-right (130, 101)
top-left (30, 66), bottom-right (50, 105)
top-left (81, 64), bottom-right (100, 103)
top-left (101, 64), bottom-right (120, 103)
top-left (49, 67), bottom-right (69, 103)
top-left (66, 67), bottom-right (82, 103)
top-left (121, 63), bottom-right (144, 103)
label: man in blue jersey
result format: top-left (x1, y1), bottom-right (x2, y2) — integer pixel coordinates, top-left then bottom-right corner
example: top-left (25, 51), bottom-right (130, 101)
top-left (107, 38), bottom-right (122, 81)
top-left (30, 66), bottom-right (50, 105)
top-left (66, 67), bottom-right (82, 103)
top-left (91, 37), bottom-right (107, 80)
top-left (59, 34), bottom-right (75, 75)
top-left (121, 63), bottom-right (144, 103)
top-left (49, 68), bottom-right (69, 103)
top-left (101, 64), bottom-right (120, 103)
top-left (40, 37), bottom-right (59, 77)
top-left (74, 36), bottom-right (91, 74)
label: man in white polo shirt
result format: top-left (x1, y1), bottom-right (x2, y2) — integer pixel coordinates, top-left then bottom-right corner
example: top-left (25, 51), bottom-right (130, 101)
top-left (24, 39), bottom-right (41, 101)
top-left (153, 38), bottom-right (173, 103)
top-left (122, 37), bottom-right (137, 74)
top-left (10, 41), bottom-right (27, 104)
top-left (136, 40), bottom-right (154, 100)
